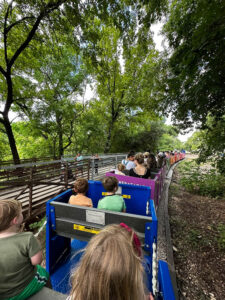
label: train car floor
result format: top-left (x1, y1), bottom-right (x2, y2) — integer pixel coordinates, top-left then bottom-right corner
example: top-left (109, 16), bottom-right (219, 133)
top-left (51, 239), bottom-right (87, 294)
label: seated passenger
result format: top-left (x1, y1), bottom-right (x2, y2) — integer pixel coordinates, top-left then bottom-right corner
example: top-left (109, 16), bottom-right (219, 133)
top-left (68, 224), bottom-right (154, 300)
top-left (97, 176), bottom-right (126, 212)
top-left (69, 178), bottom-right (93, 207)
top-left (129, 153), bottom-right (151, 179)
top-left (143, 152), bottom-right (150, 165)
top-left (0, 199), bottom-right (49, 300)
top-left (157, 152), bottom-right (165, 168)
top-left (115, 163), bottom-right (126, 175)
top-left (125, 152), bottom-right (136, 170)
top-left (147, 153), bottom-right (157, 170)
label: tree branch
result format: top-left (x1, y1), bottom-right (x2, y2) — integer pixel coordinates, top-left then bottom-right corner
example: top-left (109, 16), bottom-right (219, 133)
top-left (63, 121), bottom-right (74, 151)
top-left (5, 16), bottom-right (36, 34)
top-left (8, 0), bottom-right (66, 69)
top-left (3, 1), bottom-right (12, 66)
top-left (0, 65), bottom-right (7, 76)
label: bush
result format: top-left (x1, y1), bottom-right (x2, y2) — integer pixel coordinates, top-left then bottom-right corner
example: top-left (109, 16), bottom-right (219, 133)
top-left (217, 224), bottom-right (225, 251)
top-left (178, 160), bottom-right (225, 198)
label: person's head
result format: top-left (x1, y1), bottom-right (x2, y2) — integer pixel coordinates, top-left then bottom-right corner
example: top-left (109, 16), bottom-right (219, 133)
top-left (117, 163), bottom-right (125, 172)
top-left (127, 152), bottom-right (135, 161)
top-left (102, 176), bottom-right (118, 193)
top-left (143, 152), bottom-right (149, 158)
top-left (0, 199), bottom-right (23, 232)
top-left (74, 178), bottom-right (89, 194)
top-left (70, 224), bottom-right (145, 300)
top-left (134, 153), bottom-right (144, 165)
top-left (149, 153), bottom-right (156, 161)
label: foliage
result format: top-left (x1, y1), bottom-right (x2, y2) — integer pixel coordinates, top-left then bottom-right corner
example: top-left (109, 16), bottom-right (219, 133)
top-left (29, 217), bottom-right (46, 231)
top-left (163, 0), bottom-right (225, 129)
top-left (178, 160), bottom-right (225, 198)
top-left (25, 46), bottom-right (87, 157)
top-left (217, 224), bottom-right (225, 251)
top-left (12, 122), bottom-right (54, 158)
top-left (158, 124), bottom-right (183, 151)
top-left (83, 19), bottom-right (167, 152)
top-left (0, 0), bottom-right (168, 163)
top-left (184, 116), bottom-right (225, 173)
top-left (184, 131), bottom-right (203, 153)
top-left (0, 126), bottom-right (11, 160)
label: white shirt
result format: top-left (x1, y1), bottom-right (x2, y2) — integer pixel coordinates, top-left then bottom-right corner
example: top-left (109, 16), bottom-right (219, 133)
top-left (125, 161), bottom-right (136, 170)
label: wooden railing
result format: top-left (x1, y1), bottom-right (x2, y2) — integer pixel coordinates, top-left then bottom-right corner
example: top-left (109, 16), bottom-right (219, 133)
top-left (0, 155), bottom-right (126, 220)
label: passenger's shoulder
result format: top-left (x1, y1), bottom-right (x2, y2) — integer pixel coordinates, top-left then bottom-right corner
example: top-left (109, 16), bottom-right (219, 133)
top-left (17, 231), bottom-right (35, 241)
top-left (19, 231), bottom-right (34, 237)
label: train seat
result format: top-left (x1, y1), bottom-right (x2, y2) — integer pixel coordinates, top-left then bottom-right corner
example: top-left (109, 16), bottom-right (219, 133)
top-left (28, 287), bottom-right (66, 300)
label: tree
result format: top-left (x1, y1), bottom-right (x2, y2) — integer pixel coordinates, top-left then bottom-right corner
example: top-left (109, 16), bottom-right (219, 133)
top-left (163, 0), bottom-right (225, 129)
top-left (0, 0), bottom-right (70, 163)
top-left (24, 46), bottom-right (87, 157)
top-left (184, 131), bottom-right (203, 153)
top-left (0, 0), bottom-right (168, 163)
top-left (84, 22), bottom-right (165, 152)
top-left (185, 116), bottom-right (225, 173)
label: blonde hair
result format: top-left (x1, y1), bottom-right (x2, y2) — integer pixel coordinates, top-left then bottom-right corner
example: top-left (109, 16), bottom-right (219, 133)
top-left (0, 199), bottom-right (22, 232)
top-left (70, 224), bottom-right (146, 300)
top-left (117, 163), bottom-right (125, 172)
top-left (134, 153), bottom-right (144, 164)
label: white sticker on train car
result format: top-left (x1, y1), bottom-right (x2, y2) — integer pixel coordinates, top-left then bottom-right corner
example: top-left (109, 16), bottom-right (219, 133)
top-left (86, 210), bottom-right (105, 225)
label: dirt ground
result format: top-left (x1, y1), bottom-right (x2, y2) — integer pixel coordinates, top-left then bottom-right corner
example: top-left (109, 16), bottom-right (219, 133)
top-left (169, 168), bottom-right (225, 300)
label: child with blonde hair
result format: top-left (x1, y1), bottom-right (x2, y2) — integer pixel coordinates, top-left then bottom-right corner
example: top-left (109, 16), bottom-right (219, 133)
top-left (0, 199), bottom-right (49, 300)
top-left (69, 178), bottom-right (93, 207)
top-left (68, 224), bottom-right (154, 300)
top-left (115, 163), bottom-right (126, 175)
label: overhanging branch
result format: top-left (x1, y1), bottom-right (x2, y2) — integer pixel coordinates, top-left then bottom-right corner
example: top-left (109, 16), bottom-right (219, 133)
top-left (8, 0), bottom-right (66, 69)
top-left (0, 65), bottom-right (7, 77)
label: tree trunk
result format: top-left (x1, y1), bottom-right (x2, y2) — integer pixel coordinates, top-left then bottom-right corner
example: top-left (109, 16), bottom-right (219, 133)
top-left (104, 124), bottom-right (112, 153)
top-left (3, 115), bottom-right (20, 164)
top-left (2, 71), bottom-right (21, 164)
top-left (57, 116), bottom-right (63, 157)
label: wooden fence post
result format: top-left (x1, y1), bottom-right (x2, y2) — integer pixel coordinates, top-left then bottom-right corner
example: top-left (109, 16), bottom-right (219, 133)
top-left (87, 159), bottom-right (90, 180)
top-left (28, 167), bottom-right (33, 217)
top-left (65, 162), bottom-right (68, 188)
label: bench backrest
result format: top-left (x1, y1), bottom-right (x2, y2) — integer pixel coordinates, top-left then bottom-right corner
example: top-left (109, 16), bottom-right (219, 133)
top-left (50, 201), bottom-right (154, 241)
top-left (105, 172), bottom-right (162, 208)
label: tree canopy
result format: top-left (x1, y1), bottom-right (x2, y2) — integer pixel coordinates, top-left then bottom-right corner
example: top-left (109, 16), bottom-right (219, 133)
top-left (163, 0), bottom-right (225, 129)
top-left (0, 0), bottom-right (168, 163)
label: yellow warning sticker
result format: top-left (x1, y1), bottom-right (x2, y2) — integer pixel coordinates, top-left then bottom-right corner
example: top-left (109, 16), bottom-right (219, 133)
top-left (73, 224), bottom-right (100, 234)
top-left (101, 192), bottom-right (131, 199)
top-left (123, 194), bottom-right (131, 199)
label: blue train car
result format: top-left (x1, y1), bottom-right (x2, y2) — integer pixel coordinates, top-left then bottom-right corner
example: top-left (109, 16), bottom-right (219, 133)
top-left (46, 180), bottom-right (175, 300)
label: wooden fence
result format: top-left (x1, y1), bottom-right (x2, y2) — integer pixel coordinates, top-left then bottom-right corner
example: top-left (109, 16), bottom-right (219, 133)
top-left (0, 155), bottom-right (125, 221)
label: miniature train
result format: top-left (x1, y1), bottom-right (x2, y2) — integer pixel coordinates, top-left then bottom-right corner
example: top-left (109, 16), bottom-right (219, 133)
top-left (45, 153), bottom-right (185, 299)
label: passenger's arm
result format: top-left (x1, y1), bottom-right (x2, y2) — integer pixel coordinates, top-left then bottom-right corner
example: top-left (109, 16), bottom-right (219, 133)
top-left (31, 250), bottom-right (42, 265)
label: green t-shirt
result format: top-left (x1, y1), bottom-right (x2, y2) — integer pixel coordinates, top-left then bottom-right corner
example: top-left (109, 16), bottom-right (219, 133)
top-left (97, 194), bottom-right (126, 212)
top-left (0, 232), bottom-right (41, 298)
